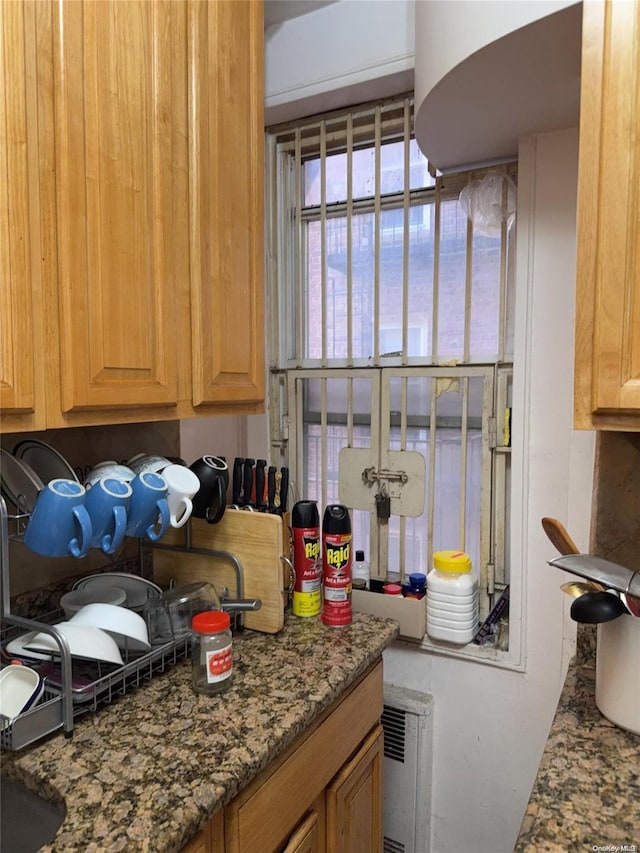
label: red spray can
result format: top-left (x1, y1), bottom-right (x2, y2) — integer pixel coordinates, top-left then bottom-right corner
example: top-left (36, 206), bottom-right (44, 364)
top-left (321, 504), bottom-right (352, 627)
top-left (291, 500), bottom-right (321, 618)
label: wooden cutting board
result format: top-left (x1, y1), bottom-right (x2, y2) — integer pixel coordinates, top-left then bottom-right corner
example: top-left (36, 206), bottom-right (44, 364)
top-left (152, 510), bottom-right (290, 633)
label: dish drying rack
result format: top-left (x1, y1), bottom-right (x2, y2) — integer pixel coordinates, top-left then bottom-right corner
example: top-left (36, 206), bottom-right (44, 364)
top-left (0, 496), bottom-right (251, 751)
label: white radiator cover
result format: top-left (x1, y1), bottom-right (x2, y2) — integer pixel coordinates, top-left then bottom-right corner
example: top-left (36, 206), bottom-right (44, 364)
top-left (381, 684), bottom-right (433, 853)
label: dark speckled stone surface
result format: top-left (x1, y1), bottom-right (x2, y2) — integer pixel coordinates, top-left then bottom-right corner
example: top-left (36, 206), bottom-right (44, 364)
top-left (516, 627), bottom-right (640, 852)
top-left (2, 612), bottom-right (398, 853)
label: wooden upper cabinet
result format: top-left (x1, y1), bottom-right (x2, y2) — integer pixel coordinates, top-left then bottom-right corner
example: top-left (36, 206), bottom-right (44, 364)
top-left (0, 0), bottom-right (265, 433)
top-left (187, 0), bottom-right (265, 409)
top-left (0, 0), bottom-right (46, 432)
top-left (48, 0), bottom-right (179, 419)
top-left (574, 0), bottom-right (640, 430)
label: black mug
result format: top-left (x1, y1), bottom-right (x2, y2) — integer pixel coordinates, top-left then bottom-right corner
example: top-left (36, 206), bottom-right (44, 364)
top-left (189, 456), bottom-right (228, 524)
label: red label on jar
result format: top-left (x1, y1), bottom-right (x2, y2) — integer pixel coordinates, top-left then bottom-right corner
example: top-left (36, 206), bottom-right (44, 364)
top-left (321, 533), bottom-right (352, 627)
top-left (205, 644), bottom-right (233, 683)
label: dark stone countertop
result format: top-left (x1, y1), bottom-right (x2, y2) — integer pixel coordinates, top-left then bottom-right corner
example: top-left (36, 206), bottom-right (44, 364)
top-left (515, 627), bottom-right (640, 852)
top-left (2, 612), bottom-right (398, 853)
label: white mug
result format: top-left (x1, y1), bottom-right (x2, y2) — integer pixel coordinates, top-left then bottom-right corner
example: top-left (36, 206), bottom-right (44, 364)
top-left (128, 454), bottom-right (171, 476)
top-left (161, 464), bottom-right (200, 528)
top-left (84, 463), bottom-right (136, 489)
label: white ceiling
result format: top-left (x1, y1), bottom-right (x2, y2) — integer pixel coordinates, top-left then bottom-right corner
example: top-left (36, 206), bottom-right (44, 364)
top-left (264, 0), bottom-right (338, 29)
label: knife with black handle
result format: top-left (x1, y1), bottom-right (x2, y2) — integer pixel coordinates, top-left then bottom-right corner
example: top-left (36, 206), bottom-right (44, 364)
top-left (267, 466), bottom-right (277, 513)
top-left (232, 458), bottom-right (244, 505)
top-left (278, 467), bottom-right (289, 515)
top-left (243, 458), bottom-right (255, 507)
top-left (255, 459), bottom-right (267, 511)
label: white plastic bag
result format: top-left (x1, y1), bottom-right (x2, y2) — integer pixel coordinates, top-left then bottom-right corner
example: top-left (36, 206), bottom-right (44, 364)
top-left (458, 171), bottom-right (517, 237)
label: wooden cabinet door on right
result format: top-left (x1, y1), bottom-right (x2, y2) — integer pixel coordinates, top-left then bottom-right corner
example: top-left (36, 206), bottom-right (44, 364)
top-left (187, 0), bottom-right (265, 412)
top-left (574, 0), bottom-right (640, 430)
top-left (48, 0), bottom-right (180, 422)
top-left (325, 725), bottom-right (383, 853)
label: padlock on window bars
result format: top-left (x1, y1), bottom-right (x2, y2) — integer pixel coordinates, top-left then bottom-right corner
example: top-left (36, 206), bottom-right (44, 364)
top-left (375, 490), bottom-right (391, 520)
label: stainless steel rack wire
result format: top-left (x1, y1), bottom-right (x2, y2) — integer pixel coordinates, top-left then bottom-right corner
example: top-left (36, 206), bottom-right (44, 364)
top-left (0, 495), bottom-right (252, 751)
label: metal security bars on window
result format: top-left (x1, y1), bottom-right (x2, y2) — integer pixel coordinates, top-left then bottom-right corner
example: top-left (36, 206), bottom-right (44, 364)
top-left (267, 95), bottom-right (515, 630)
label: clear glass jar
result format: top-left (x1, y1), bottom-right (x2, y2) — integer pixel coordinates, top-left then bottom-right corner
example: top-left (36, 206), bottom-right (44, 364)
top-left (191, 610), bottom-right (233, 695)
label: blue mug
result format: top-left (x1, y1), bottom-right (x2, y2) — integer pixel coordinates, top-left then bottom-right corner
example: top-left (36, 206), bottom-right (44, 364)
top-left (84, 477), bottom-right (132, 554)
top-left (125, 472), bottom-right (170, 541)
top-left (24, 479), bottom-right (92, 558)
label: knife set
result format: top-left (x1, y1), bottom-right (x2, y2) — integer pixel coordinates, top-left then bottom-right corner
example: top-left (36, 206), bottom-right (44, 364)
top-left (231, 458), bottom-right (288, 515)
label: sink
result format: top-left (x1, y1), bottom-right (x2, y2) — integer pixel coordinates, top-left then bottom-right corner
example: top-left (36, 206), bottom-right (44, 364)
top-left (1, 775), bottom-right (65, 852)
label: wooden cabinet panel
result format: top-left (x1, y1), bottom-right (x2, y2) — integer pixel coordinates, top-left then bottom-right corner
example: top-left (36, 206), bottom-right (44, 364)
top-left (50, 0), bottom-right (179, 416)
top-left (575, 0), bottom-right (640, 429)
top-left (187, 0), bottom-right (265, 409)
top-left (0, 0), bottom-right (46, 431)
top-left (224, 662), bottom-right (382, 853)
top-left (282, 798), bottom-right (326, 853)
top-left (326, 725), bottom-right (383, 853)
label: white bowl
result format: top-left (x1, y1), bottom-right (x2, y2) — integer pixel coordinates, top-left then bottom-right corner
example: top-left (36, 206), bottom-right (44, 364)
top-left (0, 664), bottom-right (45, 722)
top-left (69, 603), bottom-right (150, 653)
top-left (24, 622), bottom-right (124, 666)
top-left (60, 586), bottom-right (127, 620)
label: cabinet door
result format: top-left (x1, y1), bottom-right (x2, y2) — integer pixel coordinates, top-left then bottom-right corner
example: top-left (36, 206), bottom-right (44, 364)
top-left (575, 0), bottom-right (640, 429)
top-left (187, 0), bottom-right (265, 409)
top-left (282, 800), bottom-right (325, 853)
top-left (325, 725), bottom-right (383, 853)
top-left (0, 0), bottom-right (46, 432)
top-left (50, 0), bottom-right (179, 417)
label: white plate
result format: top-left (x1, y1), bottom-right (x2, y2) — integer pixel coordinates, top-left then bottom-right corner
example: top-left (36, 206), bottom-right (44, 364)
top-left (73, 572), bottom-right (162, 611)
top-left (13, 439), bottom-right (78, 485)
top-left (0, 449), bottom-right (45, 514)
top-left (4, 632), bottom-right (53, 662)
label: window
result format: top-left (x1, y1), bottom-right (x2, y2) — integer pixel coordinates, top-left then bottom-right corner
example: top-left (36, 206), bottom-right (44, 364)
top-left (267, 96), bottom-right (515, 650)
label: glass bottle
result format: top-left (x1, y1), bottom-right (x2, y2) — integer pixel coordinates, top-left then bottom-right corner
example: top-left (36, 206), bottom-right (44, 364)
top-left (191, 610), bottom-right (233, 695)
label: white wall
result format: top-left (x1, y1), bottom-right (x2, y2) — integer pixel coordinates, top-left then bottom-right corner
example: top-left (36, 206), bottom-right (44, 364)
top-left (413, 0), bottom-right (582, 171)
top-left (384, 127), bottom-right (595, 853)
top-left (265, 0), bottom-right (415, 124)
top-left (179, 416), bottom-right (246, 468)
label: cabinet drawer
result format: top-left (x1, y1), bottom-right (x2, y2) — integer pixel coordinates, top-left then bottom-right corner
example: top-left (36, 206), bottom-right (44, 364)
top-left (224, 660), bottom-right (383, 853)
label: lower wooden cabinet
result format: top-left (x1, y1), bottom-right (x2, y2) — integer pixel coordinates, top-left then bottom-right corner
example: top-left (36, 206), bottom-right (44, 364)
top-left (282, 796), bottom-right (325, 853)
top-left (326, 726), bottom-right (383, 853)
top-left (180, 662), bottom-right (384, 853)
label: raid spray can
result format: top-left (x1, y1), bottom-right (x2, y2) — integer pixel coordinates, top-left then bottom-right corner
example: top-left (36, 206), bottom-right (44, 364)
top-left (291, 500), bottom-right (322, 618)
top-left (321, 504), bottom-right (352, 627)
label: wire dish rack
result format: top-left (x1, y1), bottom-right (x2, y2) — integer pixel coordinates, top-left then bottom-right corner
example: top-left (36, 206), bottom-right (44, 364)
top-left (0, 613), bottom-right (191, 751)
top-left (0, 497), bottom-right (193, 751)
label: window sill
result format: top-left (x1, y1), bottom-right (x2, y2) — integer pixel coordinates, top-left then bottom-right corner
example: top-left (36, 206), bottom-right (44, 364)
top-left (354, 589), bottom-right (524, 672)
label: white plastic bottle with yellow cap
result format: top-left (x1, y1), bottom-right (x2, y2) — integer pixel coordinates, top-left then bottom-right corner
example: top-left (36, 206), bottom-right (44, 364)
top-left (426, 550), bottom-right (479, 644)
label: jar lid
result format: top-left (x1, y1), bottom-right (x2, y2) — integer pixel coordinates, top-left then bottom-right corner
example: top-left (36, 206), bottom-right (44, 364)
top-left (433, 550), bottom-right (472, 573)
top-left (192, 610), bottom-right (231, 633)
top-left (409, 572), bottom-right (426, 586)
top-left (383, 583), bottom-right (403, 596)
